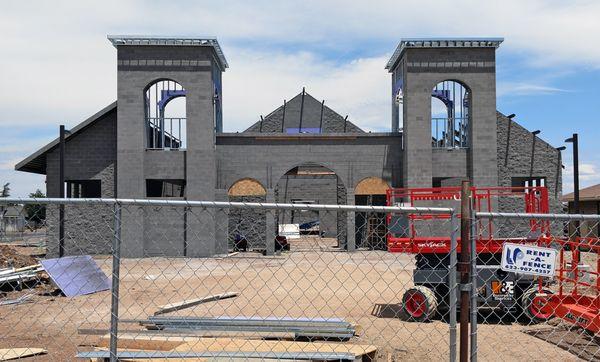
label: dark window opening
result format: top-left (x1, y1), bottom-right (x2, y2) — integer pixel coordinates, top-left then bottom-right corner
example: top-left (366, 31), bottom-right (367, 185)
top-left (66, 180), bottom-right (101, 198)
top-left (511, 177), bottom-right (546, 188)
top-left (146, 179), bottom-right (185, 198)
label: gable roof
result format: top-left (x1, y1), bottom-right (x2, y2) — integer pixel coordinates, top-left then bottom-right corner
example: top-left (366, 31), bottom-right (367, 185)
top-left (15, 102), bottom-right (117, 174)
top-left (244, 91), bottom-right (363, 134)
top-left (562, 184), bottom-right (600, 202)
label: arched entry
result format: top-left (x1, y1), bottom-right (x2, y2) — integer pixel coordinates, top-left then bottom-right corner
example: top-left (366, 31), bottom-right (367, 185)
top-left (228, 178), bottom-right (267, 252)
top-left (355, 177), bottom-right (390, 250)
top-left (144, 79), bottom-right (187, 149)
top-left (431, 80), bottom-right (470, 149)
top-left (275, 163), bottom-right (346, 249)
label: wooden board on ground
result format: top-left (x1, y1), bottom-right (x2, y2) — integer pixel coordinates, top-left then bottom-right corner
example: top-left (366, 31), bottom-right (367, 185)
top-left (97, 334), bottom-right (377, 360)
top-left (0, 348), bottom-right (47, 361)
top-left (153, 292), bottom-right (239, 316)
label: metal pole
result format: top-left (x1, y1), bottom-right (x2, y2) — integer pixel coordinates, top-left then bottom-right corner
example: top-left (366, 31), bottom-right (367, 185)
top-left (504, 115), bottom-right (513, 166)
top-left (566, 133), bottom-right (580, 237)
top-left (459, 180), bottom-right (471, 362)
top-left (319, 100), bottom-right (325, 133)
top-left (59, 125), bottom-right (65, 258)
top-left (530, 131), bottom-right (540, 177)
top-left (281, 100), bottom-right (286, 133)
top-left (299, 88), bottom-right (305, 133)
top-left (109, 203), bottom-right (122, 362)
top-left (573, 133), bottom-right (580, 215)
top-left (470, 204), bottom-right (478, 362)
top-left (449, 210), bottom-right (459, 362)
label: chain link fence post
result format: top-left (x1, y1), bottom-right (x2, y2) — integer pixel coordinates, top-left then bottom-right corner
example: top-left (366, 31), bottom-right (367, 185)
top-left (459, 180), bottom-right (471, 362)
top-left (109, 202), bottom-right (122, 362)
top-left (470, 199), bottom-right (478, 362)
top-left (449, 209), bottom-right (459, 362)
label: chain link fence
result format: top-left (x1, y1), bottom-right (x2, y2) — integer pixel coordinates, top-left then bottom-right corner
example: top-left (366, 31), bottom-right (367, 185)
top-left (1, 197), bottom-right (599, 361)
top-left (0, 198), bottom-right (459, 361)
top-left (473, 211), bottom-right (600, 361)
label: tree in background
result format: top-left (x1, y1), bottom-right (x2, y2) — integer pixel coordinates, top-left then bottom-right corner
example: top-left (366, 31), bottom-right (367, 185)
top-left (0, 183), bottom-right (9, 197)
top-left (24, 189), bottom-right (46, 227)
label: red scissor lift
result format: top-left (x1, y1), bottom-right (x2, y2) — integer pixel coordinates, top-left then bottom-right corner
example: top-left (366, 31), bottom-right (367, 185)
top-left (386, 186), bottom-right (552, 321)
top-left (541, 234), bottom-right (600, 333)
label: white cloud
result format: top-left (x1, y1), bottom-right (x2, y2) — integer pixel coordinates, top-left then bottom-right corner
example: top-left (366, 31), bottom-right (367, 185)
top-left (224, 50), bottom-right (390, 132)
top-left (497, 82), bottom-right (571, 97)
top-left (2, 0), bottom-right (600, 195)
top-left (562, 162), bottom-right (600, 194)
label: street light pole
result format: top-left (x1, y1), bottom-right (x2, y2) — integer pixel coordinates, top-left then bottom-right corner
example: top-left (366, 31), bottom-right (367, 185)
top-left (565, 133), bottom-right (580, 214)
top-left (556, 146), bottom-right (566, 198)
top-left (565, 134), bottom-right (580, 239)
top-left (59, 125), bottom-right (66, 257)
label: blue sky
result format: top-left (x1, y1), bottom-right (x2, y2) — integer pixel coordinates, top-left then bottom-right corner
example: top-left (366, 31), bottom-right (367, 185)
top-left (1, 0), bottom-right (599, 196)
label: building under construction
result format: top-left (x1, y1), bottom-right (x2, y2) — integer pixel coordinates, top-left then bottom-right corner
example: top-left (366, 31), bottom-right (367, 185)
top-left (15, 36), bottom-right (563, 257)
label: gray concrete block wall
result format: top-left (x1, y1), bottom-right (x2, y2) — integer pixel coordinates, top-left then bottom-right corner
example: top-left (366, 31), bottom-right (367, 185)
top-left (216, 133), bottom-right (403, 192)
top-left (399, 47), bottom-right (499, 189)
top-left (141, 205), bottom-right (186, 257)
top-left (276, 174), bottom-right (338, 237)
top-left (496, 112), bottom-right (563, 237)
top-left (115, 45), bottom-right (221, 257)
top-left (496, 112), bottom-right (562, 213)
top-left (228, 195), bottom-right (267, 250)
top-left (45, 108), bottom-right (117, 257)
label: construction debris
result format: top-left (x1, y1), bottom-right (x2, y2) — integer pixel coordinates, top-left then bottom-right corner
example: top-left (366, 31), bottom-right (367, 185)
top-left (0, 348), bottom-right (47, 361)
top-left (138, 316), bottom-right (357, 340)
top-left (40, 255), bottom-right (110, 297)
top-left (153, 292), bottom-right (239, 316)
top-left (0, 265), bottom-right (43, 286)
top-left (0, 293), bottom-right (34, 306)
top-left (0, 245), bottom-right (38, 269)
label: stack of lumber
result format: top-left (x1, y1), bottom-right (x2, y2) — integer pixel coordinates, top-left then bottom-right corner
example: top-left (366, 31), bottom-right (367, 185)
top-left (140, 316), bottom-right (357, 340)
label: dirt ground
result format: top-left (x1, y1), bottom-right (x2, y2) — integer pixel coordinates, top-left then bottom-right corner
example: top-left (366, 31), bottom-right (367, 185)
top-left (0, 238), bottom-right (597, 361)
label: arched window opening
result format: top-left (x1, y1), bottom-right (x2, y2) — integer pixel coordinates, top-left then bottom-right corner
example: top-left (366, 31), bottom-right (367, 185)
top-left (431, 80), bottom-right (469, 148)
top-left (145, 80), bottom-right (186, 149)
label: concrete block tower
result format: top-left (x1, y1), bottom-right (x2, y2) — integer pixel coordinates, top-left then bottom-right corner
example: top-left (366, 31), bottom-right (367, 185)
top-left (387, 38), bottom-right (503, 189)
top-left (108, 35), bottom-right (228, 257)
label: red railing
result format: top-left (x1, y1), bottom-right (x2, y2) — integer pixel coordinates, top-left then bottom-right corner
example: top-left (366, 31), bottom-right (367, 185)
top-left (544, 236), bottom-right (600, 332)
top-left (386, 186), bottom-right (550, 254)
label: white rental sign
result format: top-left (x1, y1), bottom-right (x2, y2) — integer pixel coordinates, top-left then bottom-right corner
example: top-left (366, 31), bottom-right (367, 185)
top-left (500, 242), bottom-right (557, 277)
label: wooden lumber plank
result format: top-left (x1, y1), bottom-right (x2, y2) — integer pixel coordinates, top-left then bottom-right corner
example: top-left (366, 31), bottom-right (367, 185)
top-left (172, 337), bottom-right (377, 357)
top-left (0, 348), bottom-right (47, 361)
top-left (96, 335), bottom-right (377, 358)
top-left (153, 292), bottom-right (238, 316)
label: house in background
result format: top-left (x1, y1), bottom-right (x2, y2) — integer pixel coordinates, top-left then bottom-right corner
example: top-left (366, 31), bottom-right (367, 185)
top-left (562, 183), bottom-right (600, 237)
top-left (0, 205), bottom-right (26, 233)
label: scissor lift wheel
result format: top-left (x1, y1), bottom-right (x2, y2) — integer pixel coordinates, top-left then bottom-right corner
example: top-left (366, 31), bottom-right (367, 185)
top-left (403, 286), bottom-right (438, 321)
top-left (521, 287), bottom-right (554, 323)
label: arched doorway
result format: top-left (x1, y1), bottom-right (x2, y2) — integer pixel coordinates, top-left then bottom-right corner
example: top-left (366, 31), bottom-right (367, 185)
top-left (275, 163), bottom-right (346, 249)
top-left (431, 80), bottom-right (470, 149)
top-left (355, 177), bottom-right (390, 250)
top-left (228, 178), bottom-right (267, 252)
top-left (144, 79), bottom-right (187, 150)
